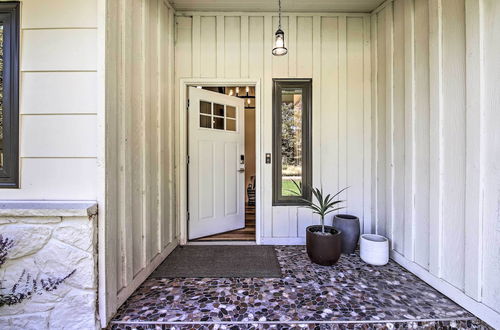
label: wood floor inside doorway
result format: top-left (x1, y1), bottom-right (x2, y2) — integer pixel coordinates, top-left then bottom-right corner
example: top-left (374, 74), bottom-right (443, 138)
top-left (195, 206), bottom-right (256, 241)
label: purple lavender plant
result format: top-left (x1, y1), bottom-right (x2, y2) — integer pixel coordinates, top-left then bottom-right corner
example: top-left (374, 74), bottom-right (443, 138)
top-left (0, 234), bottom-right (76, 307)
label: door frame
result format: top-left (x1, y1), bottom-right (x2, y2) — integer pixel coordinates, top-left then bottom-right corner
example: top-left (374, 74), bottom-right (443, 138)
top-left (178, 78), bottom-right (262, 245)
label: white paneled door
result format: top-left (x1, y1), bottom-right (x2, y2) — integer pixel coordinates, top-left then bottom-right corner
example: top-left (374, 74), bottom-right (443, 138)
top-left (188, 87), bottom-right (246, 239)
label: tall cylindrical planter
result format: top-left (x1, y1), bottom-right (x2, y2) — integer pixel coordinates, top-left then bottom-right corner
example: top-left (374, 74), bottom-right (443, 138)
top-left (360, 234), bottom-right (389, 266)
top-left (332, 214), bottom-right (360, 254)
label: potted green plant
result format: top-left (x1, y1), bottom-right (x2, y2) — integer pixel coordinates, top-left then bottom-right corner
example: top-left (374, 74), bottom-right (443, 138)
top-left (290, 181), bottom-right (347, 266)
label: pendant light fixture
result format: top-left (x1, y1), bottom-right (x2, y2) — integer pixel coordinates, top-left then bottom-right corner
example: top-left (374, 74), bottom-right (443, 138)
top-left (272, 0), bottom-right (288, 56)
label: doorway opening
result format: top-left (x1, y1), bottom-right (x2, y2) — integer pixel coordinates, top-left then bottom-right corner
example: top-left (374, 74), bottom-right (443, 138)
top-left (185, 84), bottom-right (258, 243)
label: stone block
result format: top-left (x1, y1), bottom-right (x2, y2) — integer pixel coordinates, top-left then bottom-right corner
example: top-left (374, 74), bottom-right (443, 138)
top-left (0, 218), bottom-right (18, 224)
top-left (0, 206), bottom-right (98, 328)
top-left (49, 291), bottom-right (98, 330)
top-left (21, 217), bottom-right (62, 224)
top-left (2, 312), bottom-right (50, 330)
top-left (1, 225), bottom-right (52, 259)
top-left (53, 218), bottom-right (93, 251)
top-left (34, 240), bottom-right (96, 290)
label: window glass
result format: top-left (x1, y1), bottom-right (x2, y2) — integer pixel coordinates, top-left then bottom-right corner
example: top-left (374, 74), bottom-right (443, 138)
top-left (213, 117), bottom-right (224, 130)
top-left (280, 88), bottom-right (303, 197)
top-left (214, 103), bottom-right (224, 117)
top-left (273, 79), bottom-right (312, 205)
top-left (200, 101), bottom-right (211, 114)
top-left (199, 100), bottom-right (238, 132)
top-left (0, 24), bottom-right (4, 169)
top-left (0, 3), bottom-right (20, 188)
top-left (226, 119), bottom-right (236, 131)
top-left (200, 114), bottom-right (211, 128)
top-left (226, 105), bottom-right (236, 118)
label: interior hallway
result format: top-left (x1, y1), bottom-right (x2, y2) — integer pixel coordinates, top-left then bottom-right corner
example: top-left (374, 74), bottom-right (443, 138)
top-left (195, 206), bottom-right (256, 241)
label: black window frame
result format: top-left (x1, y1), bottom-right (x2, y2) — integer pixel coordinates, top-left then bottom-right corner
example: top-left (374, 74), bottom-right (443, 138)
top-left (272, 78), bottom-right (312, 206)
top-left (0, 2), bottom-right (20, 188)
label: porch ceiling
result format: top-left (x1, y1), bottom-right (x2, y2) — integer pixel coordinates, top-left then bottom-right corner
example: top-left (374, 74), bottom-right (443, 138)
top-left (170, 0), bottom-right (385, 13)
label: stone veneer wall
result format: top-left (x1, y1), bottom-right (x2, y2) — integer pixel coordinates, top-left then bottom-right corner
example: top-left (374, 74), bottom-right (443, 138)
top-left (0, 202), bottom-right (98, 330)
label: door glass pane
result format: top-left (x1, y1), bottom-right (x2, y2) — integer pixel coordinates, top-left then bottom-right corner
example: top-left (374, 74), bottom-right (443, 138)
top-left (226, 119), bottom-right (236, 131)
top-left (213, 117), bottom-right (224, 130)
top-left (200, 114), bottom-right (211, 128)
top-left (214, 103), bottom-right (224, 116)
top-left (200, 101), bottom-right (211, 114)
top-left (0, 24), bottom-right (4, 169)
top-left (280, 88), bottom-right (303, 196)
top-left (226, 106), bottom-right (236, 118)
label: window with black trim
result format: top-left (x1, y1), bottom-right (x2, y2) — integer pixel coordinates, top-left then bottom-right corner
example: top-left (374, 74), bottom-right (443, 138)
top-left (0, 2), bottom-right (19, 188)
top-left (273, 79), bottom-right (312, 205)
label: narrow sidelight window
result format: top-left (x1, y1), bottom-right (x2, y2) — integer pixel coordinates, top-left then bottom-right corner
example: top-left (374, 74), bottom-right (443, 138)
top-left (0, 2), bottom-right (19, 188)
top-left (273, 79), bottom-right (312, 205)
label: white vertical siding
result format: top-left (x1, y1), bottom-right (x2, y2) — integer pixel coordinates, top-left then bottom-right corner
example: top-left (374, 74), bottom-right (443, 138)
top-left (413, 0), bottom-right (430, 269)
top-left (481, 0), bottom-right (500, 320)
top-left (0, 0), bottom-right (99, 200)
top-left (101, 0), bottom-right (177, 325)
top-left (440, 0), bottom-right (466, 288)
top-left (175, 12), bottom-right (372, 243)
top-left (371, 0), bottom-right (500, 327)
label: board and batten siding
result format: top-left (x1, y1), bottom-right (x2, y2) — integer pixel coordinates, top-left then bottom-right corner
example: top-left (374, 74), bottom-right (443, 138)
top-left (175, 12), bottom-right (372, 243)
top-left (0, 0), bottom-right (98, 200)
top-left (101, 0), bottom-right (177, 325)
top-left (371, 0), bottom-right (500, 327)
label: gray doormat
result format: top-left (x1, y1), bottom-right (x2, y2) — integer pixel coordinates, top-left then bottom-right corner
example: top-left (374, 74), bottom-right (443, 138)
top-left (151, 245), bottom-right (282, 278)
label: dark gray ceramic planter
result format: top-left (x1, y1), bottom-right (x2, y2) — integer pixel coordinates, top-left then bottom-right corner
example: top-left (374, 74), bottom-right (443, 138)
top-left (332, 214), bottom-right (360, 254)
top-left (306, 225), bottom-right (342, 266)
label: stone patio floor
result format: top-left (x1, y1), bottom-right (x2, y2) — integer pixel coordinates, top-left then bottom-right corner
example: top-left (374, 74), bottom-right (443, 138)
top-left (109, 246), bottom-right (489, 329)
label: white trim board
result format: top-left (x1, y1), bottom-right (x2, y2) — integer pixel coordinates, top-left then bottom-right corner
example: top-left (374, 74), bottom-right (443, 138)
top-left (116, 239), bottom-right (178, 305)
top-left (187, 241), bottom-right (257, 246)
top-left (177, 78), bottom-right (262, 246)
top-left (260, 237), bottom-right (305, 245)
top-left (175, 12), bottom-right (371, 18)
top-left (391, 251), bottom-right (499, 328)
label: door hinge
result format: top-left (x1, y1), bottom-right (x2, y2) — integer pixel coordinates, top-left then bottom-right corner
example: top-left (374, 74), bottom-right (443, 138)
top-left (187, 212), bottom-right (190, 222)
top-left (187, 99), bottom-right (190, 110)
top-left (187, 155), bottom-right (190, 164)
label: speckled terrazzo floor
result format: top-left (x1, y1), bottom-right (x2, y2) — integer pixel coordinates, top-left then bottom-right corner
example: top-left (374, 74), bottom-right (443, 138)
top-left (109, 246), bottom-right (488, 329)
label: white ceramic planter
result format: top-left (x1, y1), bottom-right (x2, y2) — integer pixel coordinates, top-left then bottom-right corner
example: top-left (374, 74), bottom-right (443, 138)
top-left (360, 234), bottom-right (389, 266)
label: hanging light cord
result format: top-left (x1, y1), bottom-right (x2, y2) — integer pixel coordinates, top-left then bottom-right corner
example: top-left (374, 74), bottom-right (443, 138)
top-left (278, 0), bottom-right (282, 29)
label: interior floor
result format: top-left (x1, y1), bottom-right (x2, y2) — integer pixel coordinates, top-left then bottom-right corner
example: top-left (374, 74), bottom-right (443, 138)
top-left (194, 205), bottom-right (256, 241)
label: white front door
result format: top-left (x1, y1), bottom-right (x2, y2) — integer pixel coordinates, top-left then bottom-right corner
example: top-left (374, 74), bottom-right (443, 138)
top-left (188, 87), bottom-right (246, 239)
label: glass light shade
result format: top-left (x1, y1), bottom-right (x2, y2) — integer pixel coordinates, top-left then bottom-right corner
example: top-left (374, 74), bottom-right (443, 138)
top-left (272, 29), bottom-right (288, 56)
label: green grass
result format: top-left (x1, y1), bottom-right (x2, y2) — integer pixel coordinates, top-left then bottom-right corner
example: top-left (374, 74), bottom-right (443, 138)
top-left (282, 179), bottom-right (301, 196)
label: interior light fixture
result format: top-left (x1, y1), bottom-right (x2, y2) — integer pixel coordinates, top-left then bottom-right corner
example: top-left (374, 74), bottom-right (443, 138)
top-left (272, 0), bottom-right (288, 56)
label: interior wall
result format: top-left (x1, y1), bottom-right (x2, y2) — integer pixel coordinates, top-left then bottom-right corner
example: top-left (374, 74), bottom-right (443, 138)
top-left (175, 12), bottom-right (372, 243)
top-left (0, 0), bottom-right (98, 200)
top-left (101, 0), bottom-right (177, 324)
top-left (245, 108), bottom-right (256, 199)
top-left (371, 0), bottom-right (500, 327)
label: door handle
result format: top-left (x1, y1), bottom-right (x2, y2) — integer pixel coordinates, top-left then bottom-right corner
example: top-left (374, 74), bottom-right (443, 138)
top-left (238, 169), bottom-right (245, 173)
